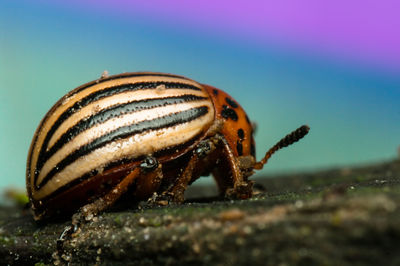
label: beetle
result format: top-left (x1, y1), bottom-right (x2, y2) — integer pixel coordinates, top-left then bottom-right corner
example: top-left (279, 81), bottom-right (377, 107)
top-left (26, 72), bottom-right (309, 221)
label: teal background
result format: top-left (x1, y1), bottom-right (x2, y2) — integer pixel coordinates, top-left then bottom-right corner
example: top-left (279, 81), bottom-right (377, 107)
top-left (1, 1), bottom-right (399, 191)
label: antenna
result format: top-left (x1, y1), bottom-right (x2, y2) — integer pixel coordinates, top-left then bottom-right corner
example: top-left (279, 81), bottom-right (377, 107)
top-left (253, 125), bottom-right (310, 170)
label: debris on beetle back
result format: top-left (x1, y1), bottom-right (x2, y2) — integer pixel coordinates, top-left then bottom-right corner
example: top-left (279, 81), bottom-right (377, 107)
top-left (155, 84), bottom-right (166, 94)
top-left (100, 70), bottom-right (109, 79)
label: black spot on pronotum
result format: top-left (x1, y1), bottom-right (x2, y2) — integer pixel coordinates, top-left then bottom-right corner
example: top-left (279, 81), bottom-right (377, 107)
top-left (236, 140), bottom-right (243, 156)
top-left (221, 105), bottom-right (238, 121)
top-left (237, 128), bottom-right (245, 139)
top-left (225, 97), bottom-right (239, 108)
top-left (213, 89), bottom-right (219, 95)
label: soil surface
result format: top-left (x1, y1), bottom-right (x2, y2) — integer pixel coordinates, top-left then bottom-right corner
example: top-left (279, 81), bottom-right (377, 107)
top-left (1, 159), bottom-right (400, 265)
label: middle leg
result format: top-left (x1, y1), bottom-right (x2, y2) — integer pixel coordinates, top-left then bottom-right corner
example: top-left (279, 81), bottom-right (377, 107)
top-left (157, 139), bottom-right (215, 203)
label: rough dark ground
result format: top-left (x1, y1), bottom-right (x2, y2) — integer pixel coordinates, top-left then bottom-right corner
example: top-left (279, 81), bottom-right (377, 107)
top-left (1, 158), bottom-right (400, 265)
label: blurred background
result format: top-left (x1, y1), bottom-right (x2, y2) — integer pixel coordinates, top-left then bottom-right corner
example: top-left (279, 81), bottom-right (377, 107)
top-left (0, 0), bottom-right (399, 192)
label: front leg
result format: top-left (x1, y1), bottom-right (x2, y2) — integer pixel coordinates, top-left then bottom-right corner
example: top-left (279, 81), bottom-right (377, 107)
top-left (213, 136), bottom-right (254, 199)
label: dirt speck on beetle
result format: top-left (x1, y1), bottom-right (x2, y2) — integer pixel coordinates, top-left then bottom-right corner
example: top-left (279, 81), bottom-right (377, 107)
top-left (155, 84), bottom-right (166, 94)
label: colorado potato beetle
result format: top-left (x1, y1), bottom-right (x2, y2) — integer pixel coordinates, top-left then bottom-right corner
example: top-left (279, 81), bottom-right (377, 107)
top-left (27, 72), bottom-right (309, 221)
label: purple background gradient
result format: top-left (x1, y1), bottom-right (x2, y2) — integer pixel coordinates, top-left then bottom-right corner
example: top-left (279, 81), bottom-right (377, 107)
top-left (57, 0), bottom-right (400, 72)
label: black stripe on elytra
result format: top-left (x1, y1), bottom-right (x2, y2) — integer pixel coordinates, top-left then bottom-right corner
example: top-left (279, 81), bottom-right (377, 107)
top-left (73, 72), bottom-right (193, 95)
top-left (34, 81), bottom-right (202, 183)
top-left (42, 94), bottom-right (207, 167)
top-left (36, 133), bottom-right (202, 203)
top-left (36, 106), bottom-right (209, 189)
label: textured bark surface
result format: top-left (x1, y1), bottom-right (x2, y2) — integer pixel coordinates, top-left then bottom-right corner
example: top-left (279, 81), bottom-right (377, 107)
top-left (1, 159), bottom-right (400, 265)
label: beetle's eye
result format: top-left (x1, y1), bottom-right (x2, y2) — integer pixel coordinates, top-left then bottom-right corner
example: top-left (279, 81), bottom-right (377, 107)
top-left (140, 156), bottom-right (159, 171)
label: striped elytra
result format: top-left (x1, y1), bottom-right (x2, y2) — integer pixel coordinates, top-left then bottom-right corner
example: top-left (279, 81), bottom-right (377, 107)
top-left (27, 71), bottom-right (309, 221)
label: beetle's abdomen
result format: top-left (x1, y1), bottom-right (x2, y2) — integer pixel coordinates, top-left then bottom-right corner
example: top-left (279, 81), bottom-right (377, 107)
top-left (27, 73), bottom-right (215, 201)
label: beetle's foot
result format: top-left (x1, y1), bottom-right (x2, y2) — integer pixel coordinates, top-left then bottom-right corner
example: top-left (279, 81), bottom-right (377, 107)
top-left (225, 181), bottom-right (254, 200)
top-left (146, 192), bottom-right (175, 207)
top-left (57, 225), bottom-right (73, 252)
top-left (71, 212), bottom-right (83, 227)
top-left (56, 221), bottom-right (80, 264)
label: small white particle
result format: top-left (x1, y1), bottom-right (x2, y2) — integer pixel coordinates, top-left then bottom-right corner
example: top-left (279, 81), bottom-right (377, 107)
top-left (85, 213), bottom-right (94, 221)
top-left (295, 200), bottom-right (304, 208)
top-left (243, 226), bottom-right (252, 234)
top-left (100, 70), bottom-right (109, 79)
top-left (96, 166), bottom-right (104, 175)
top-left (139, 217), bottom-right (147, 225)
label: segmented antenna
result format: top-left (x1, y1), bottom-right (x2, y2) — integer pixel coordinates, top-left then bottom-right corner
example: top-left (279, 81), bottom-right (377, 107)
top-left (253, 125), bottom-right (310, 170)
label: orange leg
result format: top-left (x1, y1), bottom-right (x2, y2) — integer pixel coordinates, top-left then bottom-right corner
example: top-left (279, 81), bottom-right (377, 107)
top-left (149, 153), bottom-right (200, 205)
top-left (166, 153), bottom-right (200, 203)
top-left (133, 164), bottom-right (163, 200)
top-left (58, 167), bottom-right (143, 260)
top-left (214, 136), bottom-right (253, 199)
top-left (72, 167), bottom-right (142, 225)
top-left (154, 139), bottom-right (215, 203)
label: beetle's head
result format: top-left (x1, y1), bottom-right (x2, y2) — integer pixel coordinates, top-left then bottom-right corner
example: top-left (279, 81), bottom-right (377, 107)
top-left (203, 84), bottom-right (309, 173)
top-left (203, 84), bottom-right (256, 160)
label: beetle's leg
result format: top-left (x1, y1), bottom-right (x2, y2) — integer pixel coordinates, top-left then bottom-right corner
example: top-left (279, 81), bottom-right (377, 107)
top-left (156, 140), bottom-right (214, 203)
top-left (165, 153), bottom-right (199, 203)
top-left (158, 155), bottom-right (200, 203)
top-left (56, 167), bottom-right (142, 263)
top-left (133, 162), bottom-right (163, 199)
top-left (74, 156), bottom-right (162, 222)
top-left (72, 167), bottom-right (142, 225)
top-left (214, 136), bottom-right (253, 199)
